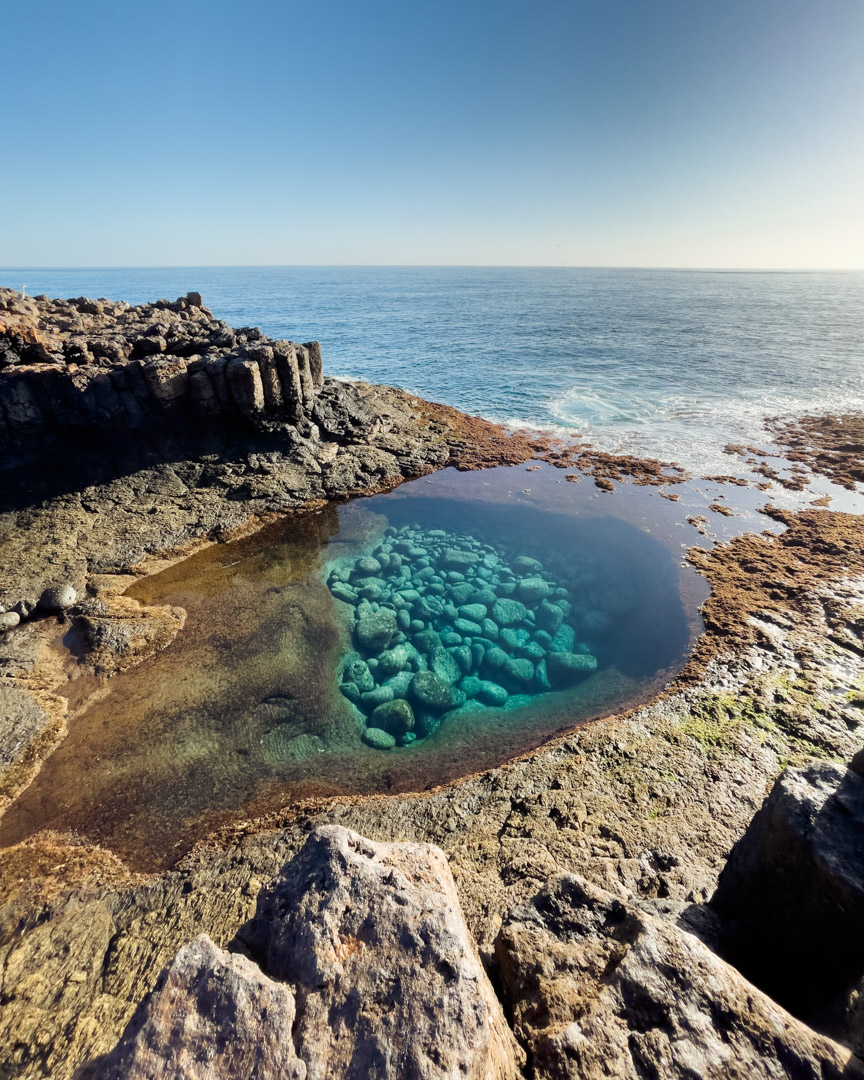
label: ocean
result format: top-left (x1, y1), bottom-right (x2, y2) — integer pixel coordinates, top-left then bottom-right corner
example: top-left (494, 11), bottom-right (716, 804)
top-left (2, 266), bottom-right (862, 476)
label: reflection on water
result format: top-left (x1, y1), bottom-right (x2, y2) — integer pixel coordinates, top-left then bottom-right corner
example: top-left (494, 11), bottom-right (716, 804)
top-left (0, 465), bottom-right (704, 870)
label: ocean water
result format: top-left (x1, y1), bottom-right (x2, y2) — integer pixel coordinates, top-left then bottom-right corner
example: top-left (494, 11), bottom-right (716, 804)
top-left (3, 266), bottom-right (863, 474)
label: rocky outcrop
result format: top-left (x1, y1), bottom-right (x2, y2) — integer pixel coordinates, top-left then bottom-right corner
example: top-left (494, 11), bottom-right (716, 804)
top-left (91, 934), bottom-right (306, 1079)
top-left (0, 288), bottom-right (324, 457)
top-left (94, 826), bottom-right (523, 1080)
top-left (494, 872), bottom-right (864, 1080)
top-left (712, 751), bottom-right (864, 1025)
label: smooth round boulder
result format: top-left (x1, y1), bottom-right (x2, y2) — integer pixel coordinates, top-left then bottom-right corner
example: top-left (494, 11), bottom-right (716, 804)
top-left (0, 611), bottom-right (21, 632)
top-left (40, 584), bottom-right (77, 612)
top-left (410, 671), bottom-right (452, 710)
top-left (383, 670), bottom-right (414, 697)
top-left (378, 644), bottom-right (411, 676)
top-left (483, 646), bottom-right (509, 670)
top-left (546, 650), bottom-right (598, 686)
top-left (439, 548), bottom-right (479, 571)
top-left (430, 646), bottom-right (461, 685)
top-left (343, 659), bottom-right (375, 693)
top-left (362, 727), bottom-right (397, 750)
top-left (457, 603), bottom-right (487, 623)
top-left (330, 582), bottom-right (359, 604)
top-left (492, 597), bottom-right (527, 627)
top-left (354, 610), bottom-right (397, 652)
top-left (355, 556), bottom-right (382, 575)
top-left (512, 555), bottom-right (543, 574)
top-left (501, 627), bottom-right (530, 650)
top-left (477, 680), bottom-right (509, 706)
top-left (370, 697), bottom-right (414, 736)
top-left (535, 600), bottom-right (564, 634)
top-left (502, 657), bottom-right (535, 686)
top-left (361, 686), bottom-right (395, 708)
top-left (517, 576), bottom-right (552, 605)
top-left (459, 675), bottom-right (483, 699)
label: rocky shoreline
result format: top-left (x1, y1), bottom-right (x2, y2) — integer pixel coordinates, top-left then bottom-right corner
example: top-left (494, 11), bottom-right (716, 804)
top-left (1, 290), bottom-right (863, 1079)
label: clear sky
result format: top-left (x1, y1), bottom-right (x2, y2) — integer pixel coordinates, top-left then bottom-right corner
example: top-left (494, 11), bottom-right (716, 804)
top-left (2, 0), bottom-right (862, 268)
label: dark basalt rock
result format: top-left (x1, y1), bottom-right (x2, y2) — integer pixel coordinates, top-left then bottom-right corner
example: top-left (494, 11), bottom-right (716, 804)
top-left (0, 287), bottom-right (326, 463)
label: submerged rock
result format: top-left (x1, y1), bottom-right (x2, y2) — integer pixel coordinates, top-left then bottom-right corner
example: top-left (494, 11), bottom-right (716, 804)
top-left (354, 610), bottom-right (396, 652)
top-left (492, 597), bottom-right (527, 627)
top-left (546, 650), bottom-right (597, 686)
top-left (370, 697), bottom-right (414, 737)
top-left (361, 726), bottom-right (397, 749)
top-left (410, 670), bottom-right (452, 710)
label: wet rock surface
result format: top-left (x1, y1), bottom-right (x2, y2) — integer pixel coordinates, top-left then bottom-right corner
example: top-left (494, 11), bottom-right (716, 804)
top-left (495, 872), bottom-right (864, 1079)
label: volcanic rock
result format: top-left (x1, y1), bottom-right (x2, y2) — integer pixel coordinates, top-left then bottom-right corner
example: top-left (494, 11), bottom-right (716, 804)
top-left (495, 872), bottom-right (864, 1080)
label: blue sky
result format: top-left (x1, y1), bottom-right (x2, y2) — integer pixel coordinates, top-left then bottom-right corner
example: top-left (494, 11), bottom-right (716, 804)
top-left (2, 0), bottom-right (862, 267)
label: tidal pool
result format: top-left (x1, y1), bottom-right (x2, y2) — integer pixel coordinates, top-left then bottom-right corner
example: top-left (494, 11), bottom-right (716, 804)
top-left (0, 465), bottom-right (706, 870)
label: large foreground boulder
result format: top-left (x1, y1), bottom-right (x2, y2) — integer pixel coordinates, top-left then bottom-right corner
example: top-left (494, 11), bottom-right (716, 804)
top-left (242, 824), bottom-right (523, 1080)
top-left (494, 873), bottom-right (864, 1080)
top-left (712, 752), bottom-right (864, 1020)
top-left (95, 825), bottom-right (523, 1080)
top-left (92, 934), bottom-right (306, 1079)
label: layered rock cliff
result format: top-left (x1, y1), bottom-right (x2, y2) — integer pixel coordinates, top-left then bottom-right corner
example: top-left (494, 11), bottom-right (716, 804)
top-left (0, 288), bottom-right (324, 456)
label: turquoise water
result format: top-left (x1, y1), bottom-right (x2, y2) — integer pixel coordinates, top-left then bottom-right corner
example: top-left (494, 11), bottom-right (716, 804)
top-left (331, 518), bottom-right (621, 749)
top-left (3, 266), bottom-right (863, 475)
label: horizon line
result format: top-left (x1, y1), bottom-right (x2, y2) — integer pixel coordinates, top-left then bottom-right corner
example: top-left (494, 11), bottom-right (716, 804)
top-left (1, 264), bottom-right (862, 273)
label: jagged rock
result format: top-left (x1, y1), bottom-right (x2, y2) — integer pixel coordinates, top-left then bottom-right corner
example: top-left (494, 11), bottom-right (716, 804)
top-left (91, 934), bottom-right (306, 1080)
top-left (495, 872), bottom-right (864, 1080)
top-left (0, 289), bottom-right (326, 459)
top-left (712, 756), bottom-right (864, 1020)
top-left (242, 825), bottom-right (523, 1080)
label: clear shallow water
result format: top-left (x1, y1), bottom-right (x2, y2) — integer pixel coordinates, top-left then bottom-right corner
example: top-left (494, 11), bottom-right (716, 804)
top-left (3, 266), bottom-right (863, 475)
top-left (0, 466), bottom-right (701, 870)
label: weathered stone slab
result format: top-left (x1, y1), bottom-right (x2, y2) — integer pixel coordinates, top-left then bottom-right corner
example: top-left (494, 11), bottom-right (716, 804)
top-left (91, 934), bottom-right (306, 1080)
top-left (495, 872), bottom-right (864, 1080)
top-left (712, 756), bottom-right (864, 1019)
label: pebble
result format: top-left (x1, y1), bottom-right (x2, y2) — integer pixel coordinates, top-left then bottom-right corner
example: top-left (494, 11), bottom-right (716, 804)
top-left (0, 611), bottom-right (21, 632)
top-left (39, 584), bottom-right (77, 612)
